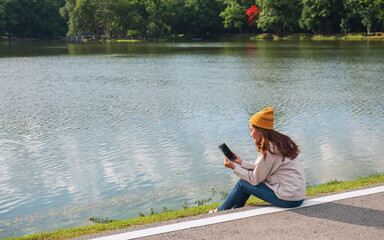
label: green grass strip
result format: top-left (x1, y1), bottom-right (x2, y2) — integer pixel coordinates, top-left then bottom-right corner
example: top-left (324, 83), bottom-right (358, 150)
top-left (10, 173), bottom-right (384, 240)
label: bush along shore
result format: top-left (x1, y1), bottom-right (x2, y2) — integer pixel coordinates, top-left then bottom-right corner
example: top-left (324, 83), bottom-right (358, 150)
top-left (10, 173), bottom-right (384, 240)
top-left (249, 32), bottom-right (384, 41)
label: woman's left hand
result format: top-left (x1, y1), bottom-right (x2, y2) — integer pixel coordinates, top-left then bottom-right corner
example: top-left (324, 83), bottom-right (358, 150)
top-left (224, 157), bottom-right (236, 169)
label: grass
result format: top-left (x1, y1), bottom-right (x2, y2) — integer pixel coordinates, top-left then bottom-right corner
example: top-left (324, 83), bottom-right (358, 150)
top-left (81, 39), bottom-right (142, 43)
top-left (115, 39), bottom-right (142, 43)
top-left (250, 32), bottom-right (384, 41)
top-left (9, 173), bottom-right (384, 240)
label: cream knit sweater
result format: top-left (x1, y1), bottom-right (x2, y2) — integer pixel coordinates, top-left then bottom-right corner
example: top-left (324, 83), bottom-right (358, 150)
top-left (233, 145), bottom-right (306, 201)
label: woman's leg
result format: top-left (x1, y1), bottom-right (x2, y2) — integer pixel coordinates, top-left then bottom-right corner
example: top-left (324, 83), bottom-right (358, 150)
top-left (243, 182), bottom-right (304, 208)
top-left (218, 179), bottom-right (251, 211)
top-left (218, 179), bottom-right (304, 211)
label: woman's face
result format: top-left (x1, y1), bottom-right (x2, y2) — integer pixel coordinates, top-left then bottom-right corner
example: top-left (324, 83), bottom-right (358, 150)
top-left (250, 124), bottom-right (262, 143)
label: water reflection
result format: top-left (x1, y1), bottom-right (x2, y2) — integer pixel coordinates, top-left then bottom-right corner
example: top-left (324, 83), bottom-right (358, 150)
top-left (0, 40), bottom-right (384, 237)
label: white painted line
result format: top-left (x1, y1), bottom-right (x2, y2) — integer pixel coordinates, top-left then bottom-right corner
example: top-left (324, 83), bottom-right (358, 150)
top-left (92, 185), bottom-right (384, 240)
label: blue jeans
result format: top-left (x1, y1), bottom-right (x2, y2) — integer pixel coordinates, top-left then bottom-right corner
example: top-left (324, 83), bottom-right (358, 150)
top-left (218, 179), bottom-right (304, 210)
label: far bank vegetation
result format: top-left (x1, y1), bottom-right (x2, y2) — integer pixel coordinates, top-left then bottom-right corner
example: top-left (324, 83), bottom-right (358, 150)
top-left (1, 0), bottom-right (384, 40)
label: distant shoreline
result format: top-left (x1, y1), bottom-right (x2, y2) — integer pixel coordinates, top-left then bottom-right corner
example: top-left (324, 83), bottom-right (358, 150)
top-left (2, 32), bottom-right (384, 43)
top-left (79, 32), bottom-right (384, 42)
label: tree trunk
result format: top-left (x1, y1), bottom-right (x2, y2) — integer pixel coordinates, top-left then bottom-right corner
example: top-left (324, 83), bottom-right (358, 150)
top-left (106, 17), bottom-right (111, 39)
top-left (94, 19), bottom-right (100, 39)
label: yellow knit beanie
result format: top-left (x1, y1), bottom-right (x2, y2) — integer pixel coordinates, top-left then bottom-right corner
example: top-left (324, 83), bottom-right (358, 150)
top-left (249, 107), bottom-right (274, 130)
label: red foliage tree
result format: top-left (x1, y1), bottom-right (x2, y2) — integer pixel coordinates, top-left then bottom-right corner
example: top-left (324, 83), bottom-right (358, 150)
top-left (245, 5), bottom-right (260, 26)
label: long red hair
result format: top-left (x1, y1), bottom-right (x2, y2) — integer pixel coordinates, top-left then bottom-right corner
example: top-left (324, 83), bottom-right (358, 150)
top-left (254, 125), bottom-right (299, 161)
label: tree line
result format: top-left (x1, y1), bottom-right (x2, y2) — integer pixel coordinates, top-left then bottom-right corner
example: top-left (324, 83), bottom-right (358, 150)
top-left (1, 0), bottom-right (383, 39)
top-left (0, 0), bottom-right (67, 38)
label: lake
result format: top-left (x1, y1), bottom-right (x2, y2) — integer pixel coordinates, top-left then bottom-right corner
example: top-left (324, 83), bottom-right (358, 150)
top-left (0, 40), bottom-right (384, 237)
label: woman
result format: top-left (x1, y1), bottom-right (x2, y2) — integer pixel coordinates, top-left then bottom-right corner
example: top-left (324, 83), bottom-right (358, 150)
top-left (212, 107), bottom-right (306, 213)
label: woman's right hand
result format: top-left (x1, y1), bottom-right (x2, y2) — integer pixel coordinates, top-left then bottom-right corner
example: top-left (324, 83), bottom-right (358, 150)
top-left (232, 152), bottom-right (242, 165)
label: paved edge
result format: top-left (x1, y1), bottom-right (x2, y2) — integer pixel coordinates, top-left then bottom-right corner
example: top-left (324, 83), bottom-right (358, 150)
top-left (90, 185), bottom-right (384, 240)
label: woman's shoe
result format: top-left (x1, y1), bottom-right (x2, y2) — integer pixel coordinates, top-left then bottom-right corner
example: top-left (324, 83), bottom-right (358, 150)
top-left (208, 209), bottom-right (218, 214)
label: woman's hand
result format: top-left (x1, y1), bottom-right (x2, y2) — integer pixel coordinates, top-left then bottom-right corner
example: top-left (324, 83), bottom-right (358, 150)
top-left (232, 152), bottom-right (242, 165)
top-left (224, 152), bottom-right (242, 169)
top-left (224, 157), bottom-right (235, 169)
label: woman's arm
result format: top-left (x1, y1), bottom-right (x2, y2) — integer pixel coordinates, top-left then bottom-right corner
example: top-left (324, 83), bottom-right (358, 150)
top-left (233, 153), bottom-right (278, 185)
top-left (241, 161), bottom-right (256, 170)
top-left (232, 152), bottom-right (256, 170)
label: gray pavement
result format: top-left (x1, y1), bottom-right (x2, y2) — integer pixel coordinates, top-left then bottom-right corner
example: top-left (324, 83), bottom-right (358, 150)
top-left (76, 184), bottom-right (384, 240)
top-left (138, 191), bottom-right (384, 240)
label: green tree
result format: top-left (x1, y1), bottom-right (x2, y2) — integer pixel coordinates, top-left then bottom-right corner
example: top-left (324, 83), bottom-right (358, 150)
top-left (343, 0), bottom-right (383, 34)
top-left (360, 4), bottom-right (375, 34)
top-left (2, 0), bottom-right (66, 38)
top-left (59, 0), bottom-right (76, 20)
top-left (61, 0), bottom-right (95, 36)
top-left (111, 0), bottom-right (146, 38)
top-left (340, 18), bottom-right (351, 33)
top-left (162, 0), bottom-right (185, 35)
top-left (36, 0), bottom-right (67, 38)
top-left (184, 0), bottom-right (225, 36)
top-left (220, 1), bottom-right (246, 33)
top-left (94, 0), bottom-right (116, 39)
top-left (0, 0), bottom-right (5, 36)
top-left (358, 0), bottom-right (383, 34)
top-left (256, 0), bottom-right (302, 34)
top-left (300, 0), bottom-right (345, 34)
top-left (61, 0), bottom-right (100, 37)
top-left (144, 0), bottom-right (170, 38)
top-left (378, 0), bottom-right (384, 31)
top-left (329, 0), bottom-right (345, 33)
top-left (3, 0), bottom-right (32, 37)
top-left (299, 0), bottom-right (332, 33)
top-left (73, 0), bottom-right (97, 35)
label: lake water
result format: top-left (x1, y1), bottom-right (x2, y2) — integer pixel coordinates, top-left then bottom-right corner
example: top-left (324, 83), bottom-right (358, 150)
top-left (1, 40), bottom-right (384, 237)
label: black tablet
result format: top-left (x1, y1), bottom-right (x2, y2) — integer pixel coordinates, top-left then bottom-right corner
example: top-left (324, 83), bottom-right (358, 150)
top-left (218, 143), bottom-right (236, 161)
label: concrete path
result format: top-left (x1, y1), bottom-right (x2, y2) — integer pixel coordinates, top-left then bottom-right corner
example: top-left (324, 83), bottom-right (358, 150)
top-left (77, 184), bottom-right (384, 240)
